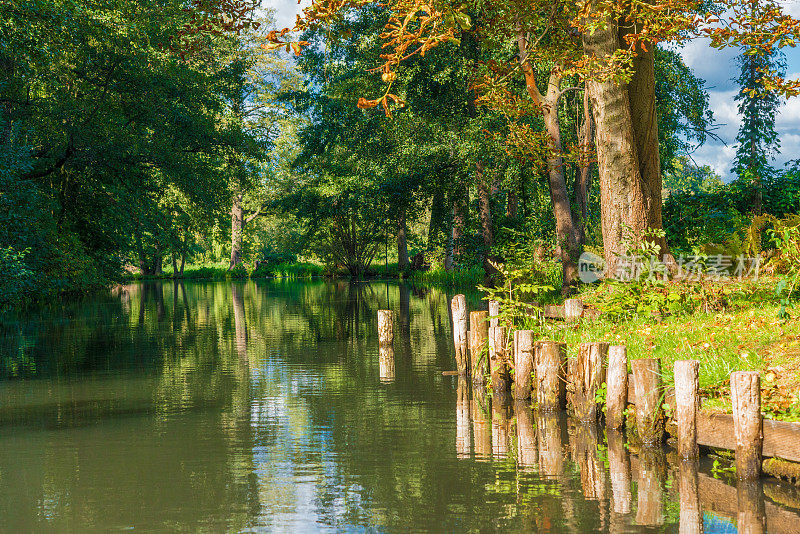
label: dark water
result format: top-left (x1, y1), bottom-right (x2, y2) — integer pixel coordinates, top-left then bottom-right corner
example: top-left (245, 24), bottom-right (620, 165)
top-left (0, 280), bottom-right (797, 532)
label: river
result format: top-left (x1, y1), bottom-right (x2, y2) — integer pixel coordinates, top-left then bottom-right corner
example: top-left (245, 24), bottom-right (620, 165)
top-left (0, 280), bottom-right (795, 532)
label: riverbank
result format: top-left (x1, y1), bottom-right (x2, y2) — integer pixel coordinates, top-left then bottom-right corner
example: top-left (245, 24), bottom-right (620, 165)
top-left (496, 276), bottom-right (800, 423)
top-left (126, 261), bottom-right (487, 287)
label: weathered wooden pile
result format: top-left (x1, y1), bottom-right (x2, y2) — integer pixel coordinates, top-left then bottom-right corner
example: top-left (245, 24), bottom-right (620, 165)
top-left (378, 294), bottom-right (800, 483)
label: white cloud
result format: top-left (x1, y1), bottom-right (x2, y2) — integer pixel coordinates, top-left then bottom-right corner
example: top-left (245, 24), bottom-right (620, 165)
top-left (678, 38), bottom-right (739, 91)
top-left (262, 0), bottom-right (311, 30)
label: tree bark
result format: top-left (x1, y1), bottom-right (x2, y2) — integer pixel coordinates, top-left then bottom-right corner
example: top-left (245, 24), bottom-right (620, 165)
top-left (575, 88), bottom-right (593, 247)
top-left (582, 5), bottom-right (669, 270)
top-left (476, 163), bottom-right (495, 274)
top-left (397, 207), bottom-right (409, 270)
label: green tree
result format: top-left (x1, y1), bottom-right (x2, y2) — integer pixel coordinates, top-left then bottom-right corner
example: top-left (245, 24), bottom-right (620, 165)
top-left (732, 1), bottom-right (786, 214)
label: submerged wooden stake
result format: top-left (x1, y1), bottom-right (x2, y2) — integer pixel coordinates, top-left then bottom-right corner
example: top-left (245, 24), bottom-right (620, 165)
top-left (675, 360), bottom-right (700, 460)
top-left (377, 310), bottom-right (394, 347)
top-left (536, 341), bottom-right (566, 412)
top-left (470, 311), bottom-right (489, 385)
top-left (451, 295), bottom-right (468, 376)
top-left (513, 330), bottom-right (535, 400)
top-left (731, 371), bottom-right (763, 480)
top-left (632, 358), bottom-right (664, 445)
top-left (573, 342), bottom-right (609, 422)
top-left (606, 345), bottom-right (628, 430)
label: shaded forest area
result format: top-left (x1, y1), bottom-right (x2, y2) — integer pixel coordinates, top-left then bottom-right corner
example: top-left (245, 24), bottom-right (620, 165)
top-left (3, 0), bottom-right (800, 307)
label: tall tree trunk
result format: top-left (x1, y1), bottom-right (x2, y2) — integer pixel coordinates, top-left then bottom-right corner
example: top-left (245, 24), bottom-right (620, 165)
top-left (179, 254), bottom-right (185, 277)
top-left (624, 26), bottom-right (668, 257)
top-left (397, 207), bottom-right (409, 270)
top-left (583, 21), bottom-right (648, 270)
top-left (153, 246), bottom-right (163, 275)
top-left (582, 4), bottom-right (669, 271)
top-left (516, 25), bottom-right (580, 293)
top-left (230, 192), bottom-right (244, 269)
top-left (542, 92), bottom-right (580, 292)
top-left (575, 88), bottom-right (593, 247)
top-left (477, 162), bottom-right (495, 274)
top-left (171, 253), bottom-right (178, 278)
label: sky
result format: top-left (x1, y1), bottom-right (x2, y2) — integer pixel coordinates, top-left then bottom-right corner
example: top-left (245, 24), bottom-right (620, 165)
top-left (264, 0), bottom-right (800, 181)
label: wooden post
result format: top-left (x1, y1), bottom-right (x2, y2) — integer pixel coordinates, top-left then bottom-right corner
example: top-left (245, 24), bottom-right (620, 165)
top-left (488, 300), bottom-right (499, 362)
top-left (675, 360), bottom-right (700, 460)
top-left (377, 310), bottom-right (394, 347)
top-left (491, 326), bottom-right (511, 404)
top-left (564, 298), bottom-right (583, 322)
top-left (731, 371), bottom-right (763, 480)
top-left (513, 330), bottom-right (535, 400)
top-left (606, 345), bottom-right (628, 430)
top-left (489, 300), bottom-right (500, 329)
top-left (536, 341), bottom-right (566, 412)
top-left (632, 358), bottom-right (664, 444)
top-left (573, 342), bottom-right (609, 422)
top-left (451, 295), bottom-right (468, 376)
top-left (470, 311), bottom-right (489, 385)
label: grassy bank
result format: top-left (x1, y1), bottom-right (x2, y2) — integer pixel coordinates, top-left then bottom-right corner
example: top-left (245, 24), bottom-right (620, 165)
top-left (524, 278), bottom-right (800, 421)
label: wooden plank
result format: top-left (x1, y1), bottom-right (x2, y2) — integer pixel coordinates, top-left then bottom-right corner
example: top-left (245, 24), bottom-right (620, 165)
top-left (765, 419), bottom-right (800, 464)
top-left (696, 414), bottom-right (800, 464)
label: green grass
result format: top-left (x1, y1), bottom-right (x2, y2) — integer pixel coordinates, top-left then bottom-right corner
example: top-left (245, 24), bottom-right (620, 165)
top-left (513, 281), bottom-right (800, 421)
top-left (410, 266), bottom-right (485, 287)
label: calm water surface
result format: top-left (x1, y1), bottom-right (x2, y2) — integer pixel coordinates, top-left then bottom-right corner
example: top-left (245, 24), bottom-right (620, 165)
top-left (0, 280), bottom-right (797, 532)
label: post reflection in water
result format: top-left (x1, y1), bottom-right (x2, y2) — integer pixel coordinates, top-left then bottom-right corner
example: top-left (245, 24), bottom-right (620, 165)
top-left (491, 401), bottom-right (511, 460)
top-left (737, 479), bottom-right (767, 534)
top-left (570, 421), bottom-right (607, 503)
top-left (3, 280), bottom-right (800, 533)
top-left (537, 411), bottom-right (565, 479)
top-left (456, 377), bottom-right (471, 459)
top-left (471, 388), bottom-right (492, 461)
top-left (636, 446), bottom-right (666, 526)
top-left (679, 459), bottom-right (703, 534)
top-left (514, 401), bottom-right (538, 470)
top-left (379, 345), bottom-right (396, 382)
top-left (607, 429), bottom-right (632, 516)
